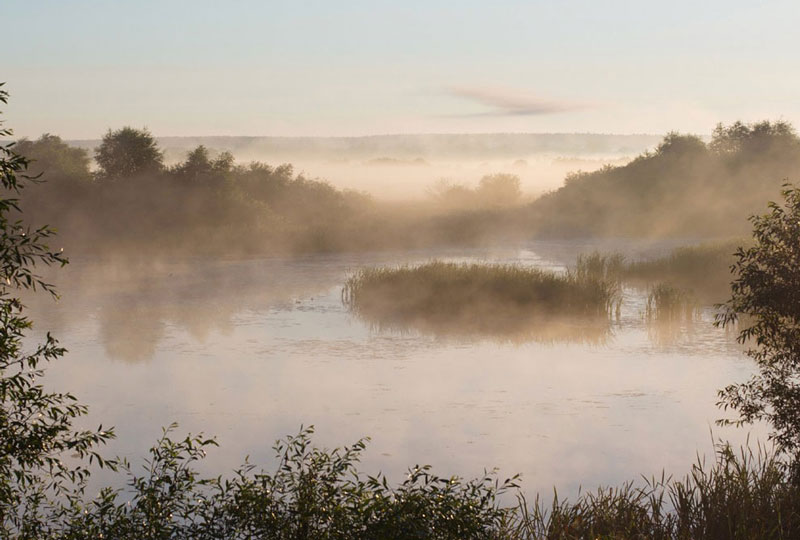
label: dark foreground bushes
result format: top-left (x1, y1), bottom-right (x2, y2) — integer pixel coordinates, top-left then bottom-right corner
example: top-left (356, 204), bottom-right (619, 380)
top-left (55, 426), bottom-right (515, 540)
top-left (25, 428), bottom-right (800, 540)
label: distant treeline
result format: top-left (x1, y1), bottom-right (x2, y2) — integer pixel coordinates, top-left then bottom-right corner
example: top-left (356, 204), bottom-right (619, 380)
top-left (16, 129), bottom-right (522, 256)
top-left (16, 120), bottom-right (800, 256)
top-left (528, 121), bottom-right (800, 237)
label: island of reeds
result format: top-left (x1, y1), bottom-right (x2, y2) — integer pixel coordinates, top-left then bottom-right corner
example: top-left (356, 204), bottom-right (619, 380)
top-left (342, 261), bottom-right (621, 342)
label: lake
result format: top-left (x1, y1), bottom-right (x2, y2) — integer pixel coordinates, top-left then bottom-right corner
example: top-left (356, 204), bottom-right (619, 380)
top-left (28, 240), bottom-right (763, 499)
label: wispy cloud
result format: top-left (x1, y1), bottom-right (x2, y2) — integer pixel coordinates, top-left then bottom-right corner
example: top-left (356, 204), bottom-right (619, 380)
top-left (446, 85), bottom-right (586, 116)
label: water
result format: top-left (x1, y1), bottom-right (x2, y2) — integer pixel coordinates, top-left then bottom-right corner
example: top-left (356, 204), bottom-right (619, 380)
top-left (27, 241), bottom-right (763, 498)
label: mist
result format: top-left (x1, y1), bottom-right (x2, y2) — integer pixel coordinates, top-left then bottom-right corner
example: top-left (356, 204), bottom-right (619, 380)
top-left (5, 0), bottom-right (800, 531)
top-left (64, 132), bottom-right (656, 199)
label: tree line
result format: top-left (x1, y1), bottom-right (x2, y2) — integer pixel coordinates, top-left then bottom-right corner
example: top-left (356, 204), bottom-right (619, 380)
top-left (528, 121), bottom-right (800, 238)
top-left (17, 127), bottom-right (531, 256)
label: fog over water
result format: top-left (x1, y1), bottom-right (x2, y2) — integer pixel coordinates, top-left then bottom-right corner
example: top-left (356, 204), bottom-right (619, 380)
top-left (67, 133), bottom-right (658, 198)
top-left (28, 240), bottom-right (763, 499)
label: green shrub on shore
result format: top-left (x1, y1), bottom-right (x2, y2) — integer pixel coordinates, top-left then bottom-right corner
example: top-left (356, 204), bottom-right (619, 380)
top-left (62, 426), bottom-right (519, 540)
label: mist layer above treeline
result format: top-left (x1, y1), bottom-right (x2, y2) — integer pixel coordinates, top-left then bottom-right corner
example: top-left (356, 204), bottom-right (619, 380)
top-left (14, 120), bottom-right (800, 257)
top-left (65, 133), bottom-right (661, 162)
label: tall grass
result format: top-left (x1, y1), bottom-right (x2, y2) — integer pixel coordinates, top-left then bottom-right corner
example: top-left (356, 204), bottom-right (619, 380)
top-left (625, 241), bottom-right (742, 303)
top-left (342, 261), bottom-right (621, 342)
top-left (574, 252), bottom-right (626, 283)
top-left (504, 441), bottom-right (800, 539)
top-left (645, 283), bottom-right (700, 323)
top-left (642, 283), bottom-right (702, 346)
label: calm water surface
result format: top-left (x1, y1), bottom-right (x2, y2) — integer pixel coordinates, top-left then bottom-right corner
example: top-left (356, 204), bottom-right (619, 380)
top-left (29, 241), bottom-right (763, 497)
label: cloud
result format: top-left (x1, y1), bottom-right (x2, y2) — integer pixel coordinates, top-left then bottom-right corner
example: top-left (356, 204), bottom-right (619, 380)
top-left (446, 85), bottom-right (586, 117)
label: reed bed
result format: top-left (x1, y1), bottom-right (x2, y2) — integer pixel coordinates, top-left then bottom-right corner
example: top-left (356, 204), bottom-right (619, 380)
top-left (342, 261), bottom-right (621, 341)
top-left (502, 442), bottom-right (800, 539)
top-left (624, 241), bottom-right (742, 303)
top-left (645, 283), bottom-right (701, 323)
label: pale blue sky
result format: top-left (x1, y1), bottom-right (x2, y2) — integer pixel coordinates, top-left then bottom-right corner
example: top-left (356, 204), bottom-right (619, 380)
top-left (5, 0), bottom-right (800, 137)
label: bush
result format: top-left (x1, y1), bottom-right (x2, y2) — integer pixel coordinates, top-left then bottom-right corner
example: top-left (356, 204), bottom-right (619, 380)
top-left (716, 184), bottom-right (800, 454)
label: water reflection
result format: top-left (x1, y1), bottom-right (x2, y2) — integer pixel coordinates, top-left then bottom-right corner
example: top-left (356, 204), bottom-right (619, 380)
top-left (99, 301), bottom-right (166, 363)
top-left (24, 245), bottom-right (743, 363)
top-left (642, 284), bottom-right (702, 348)
top-left (353, 311), bottom-right (614, 345)
top-left (27, 256), bottom-right (345, 362)
top-left (25, 243), bottom-right (761, 500)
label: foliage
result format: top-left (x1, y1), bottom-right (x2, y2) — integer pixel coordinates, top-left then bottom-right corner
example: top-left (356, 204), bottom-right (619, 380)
top-left (14, 134), bottom-right (91, 184)
top-left (476, 174), bottom-right (522, 208)
top-left (56, 433), bottom-right (800, 540)
top-left (16, 137), bottom-right (389, 255)
top-left (530, 121), bottom-right (800, 238)
top-left (95, 126), bottom-right (164, 181)
top-left (644, 283), bottom-right (699, 323)
top-left (428, 174), bottom-right (522, 210)
top-left (0, 83), bottom-right (115, 537)
top-left (22, 118), bottom-right (800, 256)
top-left (61, 426), bottom-right (518, 540)
top-left (715, 185), bottom-right (800, 453)
top-left (624, 241), bottom-right (741, 303)
top-left (709, 120), bottom-right (798, 157)
top-left (509, 442), bottom-right (800, 539)
top-left (573, 251), bottom-right (625, 283)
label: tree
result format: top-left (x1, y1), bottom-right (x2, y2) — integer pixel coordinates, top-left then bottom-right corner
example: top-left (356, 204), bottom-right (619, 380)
top-left (0, 83), bottom-right (114, 536)
top-left (427, 179), bottom-right (475, 209)
top-left (716, 184), bottom-right (800, 453)
top-left (709, 120), bottom-right (799, 157)
top-left (172, 146), bottom-right (235, 185)
top-left (654, 132), bottom-right (707, 157)
top-left (476, 173), bottom-right (521, 207)
top-left (13, 134), bottom-right (93, 228)
top-left (95, 126), bottom-right (163, 181)
top-left (14, 134), bottom-right (91, 184)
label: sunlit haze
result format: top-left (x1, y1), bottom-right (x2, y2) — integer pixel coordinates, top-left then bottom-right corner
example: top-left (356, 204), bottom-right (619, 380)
top-left (5, 2), bottom-right (800, 534)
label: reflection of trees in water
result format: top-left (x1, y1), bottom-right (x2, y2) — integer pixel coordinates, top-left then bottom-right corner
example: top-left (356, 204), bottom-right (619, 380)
top-left (31, 258), bottom-right (343, 363)
top-left (96, 295), bottom-right (240, 363)
top-left (99, 302), bottom-right (165, 363)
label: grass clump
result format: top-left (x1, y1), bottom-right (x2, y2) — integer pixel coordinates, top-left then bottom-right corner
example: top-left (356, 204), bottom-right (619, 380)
top-left (644, 283), bottom-right (702, 345)
top-left (342, 261), bottom-right (620, 342)
top-left (574, 252), bottom-right (626, 283)
top-left (625, 241), bottom-right (742, 303)
top-left (645, 283), bottom-right (700, 323)
top-left (507, 442), bottom-right (800, 539)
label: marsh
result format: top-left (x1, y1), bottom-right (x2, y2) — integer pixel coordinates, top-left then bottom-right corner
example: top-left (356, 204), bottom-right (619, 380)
top-left (27, 240), bottom-right (761, 499)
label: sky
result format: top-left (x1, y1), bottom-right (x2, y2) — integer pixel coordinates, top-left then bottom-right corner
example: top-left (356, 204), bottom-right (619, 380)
top-left (4, 0), bottom-right (800, 138)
